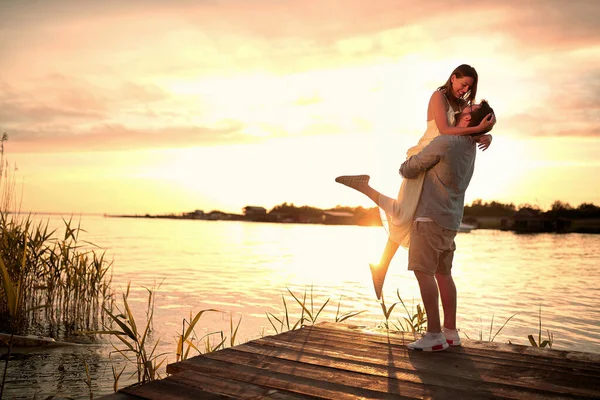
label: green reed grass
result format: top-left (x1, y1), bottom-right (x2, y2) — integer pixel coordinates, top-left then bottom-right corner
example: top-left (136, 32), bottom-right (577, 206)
top-left (266, 286), bottom-right (365, 334)
top-left (383, 289), bottom-right (427, 334)
top-left (0, 136), bottom-right (114, 338)
top-left (93, 282), bottom-right (167, 387)
top-left (462, 312), bottom-right (518, 343)
top-left (95, 283), bottom-right (241, 391)
top-left (527, 305), bottom-right (554, 348)
top-left (377, 292), bottom-right (401, 330)
top-left (176, 308), bottom-right (220, 362)
top-left (1, 135), bottom-right (116, 398)
top-left (0, 213), bottom-right (115, 338)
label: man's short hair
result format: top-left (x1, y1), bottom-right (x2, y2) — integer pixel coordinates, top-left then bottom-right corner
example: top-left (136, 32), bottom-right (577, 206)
top-left (468, 100), bottom-right (494, 133)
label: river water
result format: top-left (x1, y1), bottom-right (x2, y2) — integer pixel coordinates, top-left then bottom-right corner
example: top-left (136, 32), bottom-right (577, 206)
top-left (3, 214), bottom-right (600, 399)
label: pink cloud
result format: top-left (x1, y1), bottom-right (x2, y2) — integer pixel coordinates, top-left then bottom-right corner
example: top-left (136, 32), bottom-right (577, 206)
top-left (0, 76), bottom-right (173, 124)
top-left (5, 120), bottom-right (251, 153)
top-left (1, 0), bottom-right (599, 150)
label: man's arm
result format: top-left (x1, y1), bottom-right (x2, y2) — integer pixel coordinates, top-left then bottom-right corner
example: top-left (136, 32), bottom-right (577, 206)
top-left (399, 136), bottom-right (448, 179)
top-left (474, 134), bottom-right (493, 151)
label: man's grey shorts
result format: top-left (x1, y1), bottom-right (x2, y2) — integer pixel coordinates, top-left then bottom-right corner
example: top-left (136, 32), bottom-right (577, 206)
top-left (408, 221), bottom-right (458, 275)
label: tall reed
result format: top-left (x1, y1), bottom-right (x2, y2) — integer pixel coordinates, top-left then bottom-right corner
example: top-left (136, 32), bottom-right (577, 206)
top-left (527, 305), bottom-right (554, 348)
top-left (0, 213), bottom-right (115, 338)
top-left (383, 289), bottom-right (427, 334)
top-left (266, 286), bottom-right (365, 334)
top-left (0, 135), bottom-right (114, 338)
top-left (94, 283), bottom-right (167, 387)
top-left (176, 308), bottom-right (221, 362)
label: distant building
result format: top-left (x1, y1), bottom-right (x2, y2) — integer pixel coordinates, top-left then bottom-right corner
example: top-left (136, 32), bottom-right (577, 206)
top-left (183, 209), bottom-right (205, 219)
top-left (206, 211), bottom-right (227, 220)
top-left (321, 211), bottom-right (355, 225)
top-left (243, 206), bottom-right (267, 221)
top-left (502, 208), bottom-right (571, 233)
top-left (266, 210), bottom-right (285, 222)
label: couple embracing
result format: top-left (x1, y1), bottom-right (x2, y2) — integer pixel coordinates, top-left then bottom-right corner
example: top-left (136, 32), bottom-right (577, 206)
top-left (336, 64), bottom-right (496, 351)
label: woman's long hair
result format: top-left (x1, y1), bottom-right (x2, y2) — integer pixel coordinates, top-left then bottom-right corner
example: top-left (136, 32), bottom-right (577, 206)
top-left (438, 64), bottom-right (478, 105)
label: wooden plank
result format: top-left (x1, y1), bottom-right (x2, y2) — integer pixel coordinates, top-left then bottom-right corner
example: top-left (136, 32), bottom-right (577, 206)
top-left (246, 333), bottom-right (600, 397)
top-left (259, 326), bottom-right (600, 379)
top-left (169, 369), bottom-right (318, 399)
top-left (316, 322), bottom-right (600, 366)
top-left (121, 379), bottom-right (228, 399)
top-left (289, 324), bottom-right (600, 373)
top-left (98, 392), bottom-right (143, 400)
top-left (171, 349), bottom-right (488, 400)
top-left (204, 342), bottom-right (584, 400)
top-left (115, 322), bottom-right (600, 400)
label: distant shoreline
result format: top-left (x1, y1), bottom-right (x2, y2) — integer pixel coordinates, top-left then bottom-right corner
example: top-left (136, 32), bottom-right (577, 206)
top-left (11, 206), bottom-right (600, 234)
top-left (106, 212), bottom-right (600, 234)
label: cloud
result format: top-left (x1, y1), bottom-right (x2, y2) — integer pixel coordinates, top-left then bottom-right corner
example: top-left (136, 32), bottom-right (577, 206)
top-left (1, 0), bottom-right (599, 150)
top-left (505, 1), bottom-right (600, 50)
top-left (506, 111), bottom-right (600, 138)
top-left (0, 75), bottom-right (173, 124)
top-left (4, 1), bottom-right (597, 76)
top-left (6, 120), bottom-right (250, 153)
top-left (506, 66), bottom-right (600, 137)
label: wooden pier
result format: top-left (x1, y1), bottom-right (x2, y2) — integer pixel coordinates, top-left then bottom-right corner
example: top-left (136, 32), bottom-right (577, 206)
top-left (101, 322), bottom-right (600, 399)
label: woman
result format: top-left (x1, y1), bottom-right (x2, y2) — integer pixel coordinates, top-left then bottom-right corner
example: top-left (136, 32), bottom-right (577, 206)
top-left (336, 64), bottom-right (495, 299)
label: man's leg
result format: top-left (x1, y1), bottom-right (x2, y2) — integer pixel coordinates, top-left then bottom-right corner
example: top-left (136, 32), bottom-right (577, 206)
top-left (435, 273), bottom-right (457, 330)
top-left (405, 221), bottom-right (448, 351)
top-left (435, 242), bottom-right (461, 346)
top-left (414, 271), bottom-right (442, 333)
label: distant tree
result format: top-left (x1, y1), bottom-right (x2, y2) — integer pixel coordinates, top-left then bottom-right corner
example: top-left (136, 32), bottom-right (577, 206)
top-left (517, 203), bottom-right (542, 211)
top-left (329, 205), bottom-right (356, 213)
top-left (518, 206), bottom-right (542, 216)
top-left (269, 202), bottom-right (323, 218)
top-left (464, 199), bottom-right (516, 217)
top-left (265, 199), bottom-right (600, 225)
top-left (545, 200), bottom-right (572, 219)
top-left (574, 203), bottom-right (600, 218)
top-left (550, 200), bottom-right (572, 211)
top-left (540, 201), bottom-right (600, 219)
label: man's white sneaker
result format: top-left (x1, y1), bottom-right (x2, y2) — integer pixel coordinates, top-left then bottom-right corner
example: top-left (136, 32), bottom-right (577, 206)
top-left (407, 332), bottom-right (449, 352)
top-left (443, 328), bottom-right (462, 346)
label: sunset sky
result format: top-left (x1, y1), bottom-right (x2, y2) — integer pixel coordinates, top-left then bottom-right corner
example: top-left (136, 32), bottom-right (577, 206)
top-left (1, 0), bottom-right (599, 215)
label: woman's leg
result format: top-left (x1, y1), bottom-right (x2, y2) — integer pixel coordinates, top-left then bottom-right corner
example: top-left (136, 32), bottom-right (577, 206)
top-left (370, 238), bottom-right (400, 300)
top-left (337, 175), bottom-right (404, 300)
top-left (377, 239), bottom-right (400, 272)
top-left (335, 175), bottom-right (392, 209)
top-left (336, 175), bottom-right (404, 218)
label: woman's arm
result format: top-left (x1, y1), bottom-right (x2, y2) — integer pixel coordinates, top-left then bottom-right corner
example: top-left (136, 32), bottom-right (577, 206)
top-left (429, 91), bottom-right (494, 135)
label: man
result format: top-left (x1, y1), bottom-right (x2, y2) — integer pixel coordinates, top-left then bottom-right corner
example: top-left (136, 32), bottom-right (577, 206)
top-left (335, 101), bottom-right (495, 351)
top-left (399, 100), bottom-right (495, 351)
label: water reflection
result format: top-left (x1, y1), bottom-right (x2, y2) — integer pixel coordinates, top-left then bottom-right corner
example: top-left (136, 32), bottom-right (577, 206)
top-left (3, 346), bottom-right (133, 399)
